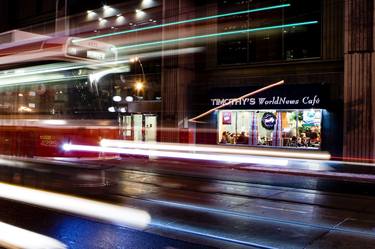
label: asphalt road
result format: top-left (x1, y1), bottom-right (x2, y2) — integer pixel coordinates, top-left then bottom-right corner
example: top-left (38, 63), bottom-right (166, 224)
top-left (0, 198), bottom-right (215, 249)
top-left (0, 156), bottom-right (375, 249)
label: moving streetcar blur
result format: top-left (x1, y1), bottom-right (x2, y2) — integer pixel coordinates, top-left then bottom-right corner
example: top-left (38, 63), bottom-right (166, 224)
top-left (0, 30), bottom-right (124, 158)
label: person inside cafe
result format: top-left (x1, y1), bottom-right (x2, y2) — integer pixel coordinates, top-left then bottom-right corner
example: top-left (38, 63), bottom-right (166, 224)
top-left (236, 132), bottom-right (249, 145)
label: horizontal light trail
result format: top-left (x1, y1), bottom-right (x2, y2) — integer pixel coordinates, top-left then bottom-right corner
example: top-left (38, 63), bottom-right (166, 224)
top-left (0, 59), bottom-right (130, 81)
top-left (116, 21), bottom-right (318, 51)
top-left (0, 182), bottom-right (151, 229)
top-left (63, 143), bottom-right (289, 166)
top-left (0, 74), bottom-right (88, 88)
top-left (0, 221), bottom-right (66, 249)
top-left (189, 80), bottom-right (284, 122)
top-left (0, 47), bottom-right (202, 85)
top-left (100, 139), bottom-right (331, 160)
top-left (73, 4), bottom-right (290, 43)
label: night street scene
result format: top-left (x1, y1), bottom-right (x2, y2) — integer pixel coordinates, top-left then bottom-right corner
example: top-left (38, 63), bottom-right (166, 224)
top-left (0, 0), bottom-right (375, 248)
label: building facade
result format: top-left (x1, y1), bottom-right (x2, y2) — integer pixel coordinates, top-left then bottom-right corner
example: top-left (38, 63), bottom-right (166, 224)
top-left (0, 0), bottom-right (373, 160)
top-left (160, 0), bottom-right (345, 157)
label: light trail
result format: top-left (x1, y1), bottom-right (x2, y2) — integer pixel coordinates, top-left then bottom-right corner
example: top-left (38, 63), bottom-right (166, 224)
top-left (0, 74), bottom-right (87, 88)
top-left (189, 80), bottom-right (285, 122)
top-left (116, 21), bottom-right (318, 51)
top-left (73, 4), bottom-right (291, 43)
top-left (0, 182), bottom-right (151, 230)
top-left (100, 139), bottom-right (331, 160)
top-left (63, 143), bottom-right (289, 166)
top-left (0, 221), bottom-right (66, 249)
top-left (0, 47), bottom-right (202, 86)
top-left (0, 59), bottom-right (130, 81)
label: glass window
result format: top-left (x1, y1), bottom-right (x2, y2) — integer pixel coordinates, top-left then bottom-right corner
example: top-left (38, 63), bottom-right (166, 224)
top-left (217, 0), bottom-right (321, 65)
top-left (218, 109), bottom-right (322, 149)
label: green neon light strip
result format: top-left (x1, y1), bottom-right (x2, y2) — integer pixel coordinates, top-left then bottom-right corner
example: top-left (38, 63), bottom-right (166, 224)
top-left (73, 4), bottom-right (290, 43)
top-left (116, 21), bottom-right (318, 50)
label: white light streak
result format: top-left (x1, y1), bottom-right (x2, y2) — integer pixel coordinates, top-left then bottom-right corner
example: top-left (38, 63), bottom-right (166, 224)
top-left (0, 47), bottom-right (202, 83)
top-left (100, 139), bottom-right (331, 160)
top-left (0, 182), bottom-right (151, 229)
top-left (63, 143), bottom-right (289, 166)
top-left (42, 120), bottom-right (67, 125)
top-left (0, 221), bottom-right (66, 249)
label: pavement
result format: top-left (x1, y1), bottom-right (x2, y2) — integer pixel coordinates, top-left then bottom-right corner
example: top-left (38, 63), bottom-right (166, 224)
top-left (0, 198), bottom-right (215, 249)
top-left (1, 156), bottom-right (375, 248)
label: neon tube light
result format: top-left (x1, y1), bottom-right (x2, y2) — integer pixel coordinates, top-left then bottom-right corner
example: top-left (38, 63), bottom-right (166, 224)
top-left (73, 4), bottom-right (291, 43)
top-left (116, 21), bottom-right (318, 51)
top-left (63, 143), bottom-right (289, 166)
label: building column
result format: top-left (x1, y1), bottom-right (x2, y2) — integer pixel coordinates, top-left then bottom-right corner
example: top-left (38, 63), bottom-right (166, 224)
top-left (343, 0), bottom-right (375, 160)
top-left (160, 0), bottom-right (195, 143)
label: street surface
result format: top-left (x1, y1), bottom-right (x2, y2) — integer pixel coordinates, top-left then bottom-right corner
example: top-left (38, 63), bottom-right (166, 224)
top-left (0, 156), bottom-right (375, 248)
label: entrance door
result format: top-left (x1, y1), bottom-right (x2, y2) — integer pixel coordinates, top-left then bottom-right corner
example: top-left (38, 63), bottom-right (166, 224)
top-left (121, 115), bottom-right (132, 140)
top-left (145, 115), bottom-right (157, 142)
top-left (133, 114), bottom-right (143, 141)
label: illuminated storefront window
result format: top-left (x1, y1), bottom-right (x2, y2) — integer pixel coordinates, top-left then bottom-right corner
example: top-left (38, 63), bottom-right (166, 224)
top-left (217, 109), bottom-right (322, 149)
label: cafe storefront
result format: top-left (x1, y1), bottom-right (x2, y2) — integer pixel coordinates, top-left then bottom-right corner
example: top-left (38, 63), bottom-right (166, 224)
top-left (195, 83), bottom-right (335, 151)
top-left (217, 109), bottom-right (322, 149)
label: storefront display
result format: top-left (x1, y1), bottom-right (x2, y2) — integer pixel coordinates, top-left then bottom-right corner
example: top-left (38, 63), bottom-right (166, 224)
top-left (217, 109), bottom-right (322, 149)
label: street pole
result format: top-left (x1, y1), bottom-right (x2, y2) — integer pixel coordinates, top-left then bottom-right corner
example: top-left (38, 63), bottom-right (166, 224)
top-left (55, 0), bottom-right (69, 36)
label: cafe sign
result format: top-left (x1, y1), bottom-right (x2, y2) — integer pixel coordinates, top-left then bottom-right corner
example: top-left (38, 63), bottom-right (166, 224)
top-left (261, 112), bottom-right (276, 130)
top-left (210, 95), bottom-right (321, 108)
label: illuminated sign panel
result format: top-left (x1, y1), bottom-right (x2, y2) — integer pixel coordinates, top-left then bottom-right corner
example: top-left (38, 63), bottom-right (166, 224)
top-left (87, 50), bottom-right (106, 60)
top-left (66, 39), bottom-right (115, 61)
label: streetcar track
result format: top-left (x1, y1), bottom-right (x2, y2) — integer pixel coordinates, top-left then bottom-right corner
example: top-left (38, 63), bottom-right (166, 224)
top-left (113, 165), bottom-right (375, 200)
top-left (108, 191), bottom-right (375, 247)
top-left (112, 178), bottom-right (375, 219)
top-left (112, 168), bottom-right (375, 214)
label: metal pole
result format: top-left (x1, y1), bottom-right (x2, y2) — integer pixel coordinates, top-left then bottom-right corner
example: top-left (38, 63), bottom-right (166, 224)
top-left (55, 0), bottom-right (59, 35)
top-left (138, 59), bottom-right (146, 82)
top-left (55, 0), bottom-right (69, 36)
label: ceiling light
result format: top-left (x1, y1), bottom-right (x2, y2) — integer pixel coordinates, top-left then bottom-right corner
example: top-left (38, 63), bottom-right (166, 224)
top-left (135, 9), bottom-right (146, 18)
